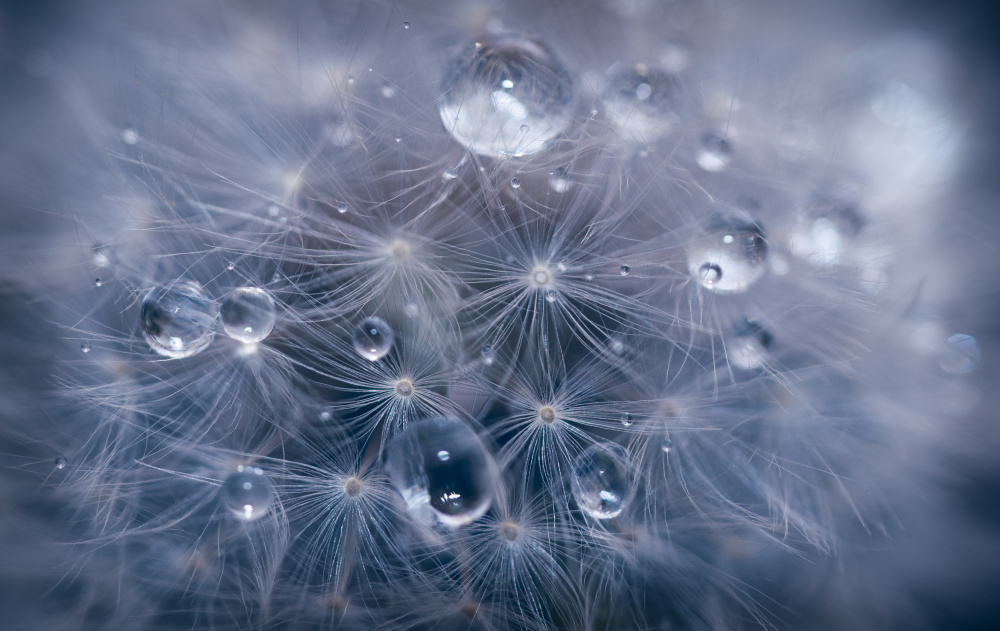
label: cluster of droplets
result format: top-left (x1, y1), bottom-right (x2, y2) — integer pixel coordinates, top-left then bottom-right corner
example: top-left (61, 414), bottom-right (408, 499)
top-left (31, 7), bottom-right (988, 631)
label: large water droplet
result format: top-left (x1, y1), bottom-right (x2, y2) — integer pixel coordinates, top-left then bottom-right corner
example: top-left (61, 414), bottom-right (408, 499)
top-left (602, 64), bottom-right (681, 143)
top-left (571, 443), bottom-right (633, 520)
top-left (141, 281), bottom-right (218, 359)
top-left (221, 465), bottom-right (275, 522)
top-left (438, 32), bottom-right (573, 158)
top-left (220, 287), bottom-right (276, 344)
top-left (385, 416), bottom-right (497, 528)
top-left (353, 316), bottom-right (394, 361)
top-left (696, 132), bottom-right (732, 172)
top-left (687, 216), bottom-right (768, 294)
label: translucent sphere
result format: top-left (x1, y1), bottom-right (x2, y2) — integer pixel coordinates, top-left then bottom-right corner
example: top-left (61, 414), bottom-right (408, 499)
top-left (687, 216), bottom-right (768, 294)
top-left (221, 465), bottom-right (275, 522)
top-left (571, 443), bottom-right (633, 520)
top-left (141, 281), bottom-right (219, 358)
top-left (385, 416), bottom-right (497, 528)
top-left (728, 318), bottom-right (773, 371)
top-left (353, 316), bottom-right (394, 361)
top-left (439, 32), bottom-right (574, 158)
top-left (602, 64), bottom-right (681, 143)
top-left (220, 287), bottom-right (276, 344)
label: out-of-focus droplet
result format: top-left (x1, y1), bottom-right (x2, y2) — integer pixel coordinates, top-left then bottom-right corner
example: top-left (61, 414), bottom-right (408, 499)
top-left (439, 32), bottom-right (573, 158)
top-left (939, 333), bottom-right (981, 375)
top-left (602, 64), bottom-right (682, 143)
top-left (687, 215), bottom-right (767, 294)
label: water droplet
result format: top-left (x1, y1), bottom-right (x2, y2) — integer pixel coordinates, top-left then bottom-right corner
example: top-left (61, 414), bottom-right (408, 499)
top-left (403, 21), bottom-right (410, 29)
top-left (661, 438), bottom-right (673, 454)
top-left (121, 127), bottom-right (140, 145)
top-left (94, 278), bottom-right (104, 287)
top-left (619, 264), bottom-right (630, 276)
top-left (438, 32), bottom-right (574, 158)
top-left (385, 416), bottom-right (497, 527)
top-left (319, 410), bottom-right (332, 422)
top-left (54, 456), bottom-right (67, 469)
top-left (481, 344), bottom-right (496, 366)
top-left (220, 287), bottom-right (277, 344)
top-left (584, 273), bottom-right (594, 281)
top-left (221, 465), bottom-right (275, 522)
top-left (80, 342), bottom-right (92, 353)
top-left (620, 412), bottom-right (633, 427)
top-left (226, 262), bottom-right (235, 271)
top-left (141, 281), bottom-right (218, 359)
top-left (548, 167), bottom-right (572, 193)
top-left (510, 176), bottom-right (521, 189)
top-left (337, 201), bottom-right (348, 214)
top-left (729, 318), bottom-right (773, 371)
top-left (381, 84), bottom-right (396, 99)
top-left (442, 167), bottom-right (459, 181)
top-left (696, 132), bottom-right (732, 172)
top-left (404, 302), bottom-right (420, 318)
top-left (939, 333), bottom-right (981, 375)
top-left (571, 443), bottom-right (632, 520)
top-left (602, 64), bottom-right (681, 143)
top-left (609, 339), bottom-right (626, 356)
top-left (557, 258), bottom-right (568, 272)
top-left (347, 75), bottom-right (355, 85)
top-left (353, 316), bottom-right (394, 361)
top-left (687, 215), bottom-right (767, 294)
top-left (544, 289), bottom-right (557, 303)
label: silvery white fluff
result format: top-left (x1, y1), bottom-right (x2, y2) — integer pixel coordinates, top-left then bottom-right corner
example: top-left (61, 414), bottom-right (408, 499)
top-left (0, 0), bottom-right (998, 629)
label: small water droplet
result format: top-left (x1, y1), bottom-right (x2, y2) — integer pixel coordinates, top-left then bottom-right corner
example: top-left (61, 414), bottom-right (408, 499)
top-left (519, 124), bottom-right (530, 133)
top-left (337, 201), bottom-right (348, 214)
top-left (557, 258), bottom-right (568, 272)
top-left (403, 21), bottom-right (410, 29)
top-left (352, 316), bottom-right (394, 361)
top-left (54, 456), bottom-right (67, 469)
top-left (620, 412), bottom-right (633, 427)
top-left (80, 342), bottom-right (92, 353)
top-left (347, 75), bottom-right (355, 85)
top-left (436, 450), bottom-right (450, 461)
top-left (94, 278), bottom-right (103, 287)
top-left (619, 264), bottom-right (630, 276)
top-left (545, 289), bottom-right (557, 303)
top-left (510, 177), bottom-right (521, 189)
top-left (481, 344), bottom-right (496, 366)
top-left (442, 167), bottom-right (459, 181)
top-left (661, 438), bottom-right (673, 454)
top-left (319, 410), bottom-right (332, 422)
top-left (227, 262), bottom-right (235, 271)
top-left (381, 84), bottom-right (396, 99)
top-left (571, 443), bottom-right (633, 520)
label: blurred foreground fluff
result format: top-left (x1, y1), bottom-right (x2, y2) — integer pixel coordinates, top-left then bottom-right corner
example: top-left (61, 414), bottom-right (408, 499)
top-left (1, 0), bottom-right (998, 629)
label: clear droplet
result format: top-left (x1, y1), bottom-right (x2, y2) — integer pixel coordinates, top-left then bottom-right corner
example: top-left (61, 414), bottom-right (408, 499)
top-left (619, 264), bottom-right (630, 276)
top-left (94, 278), bottom-right (103, 287)
top-left (442, 167), bottom-right (459, 181)
top-left (353, 316), bottom-right (394, 361)
top-left (54, 456), bottom-right (67, 469)
top-left (510, 176), bottom-right (521, 189)
top-left (319, 410), bottom-right (332, 422)
top-left (571, 443), bottom-right (632, 520)
top-left (696, 132), bottom-right (732, 172)
top-left (227, 262), bottom-right (236, 271)
top-left (438, 31), bottom-right (574, 158)
top-left (385, 416), bottom-right (498, 528)
top-left (687, 215), bottom-right (768, 294)
top-left (602, 64), bottom-right (681, 143)
top-left (141, 281), bottom-right (219, 359)
top-left (481, 344), bottom-right (496, 366)
top-left (939, 333), bottom-right (981, 375)
top-left (544, 289), bottom-right (557, 303)
top-left (337, 201), bottom-right (348, 214)
top-left (661, 438), bottom-right (673, 454)
top-left (80, 342), bottom-right (92, 353)
top-left (728, 318), bottom-right (773, 371)
top-left (548, 166), bottom-right (572, 193)
top-left (220, 287), bottom-right (277, 344)
top-left (620, 412), bottom-right (633, 427)
top-left (221, 465), bottom-right (275, 522)
top-left (403, 21), bottom-right (410, 29)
